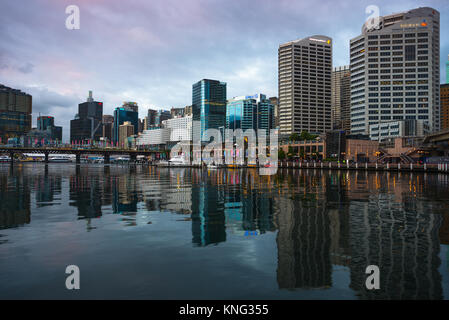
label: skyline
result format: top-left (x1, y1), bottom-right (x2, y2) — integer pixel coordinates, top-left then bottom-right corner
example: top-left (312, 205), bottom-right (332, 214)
top-left (1, 0), bottom-right (449, 141)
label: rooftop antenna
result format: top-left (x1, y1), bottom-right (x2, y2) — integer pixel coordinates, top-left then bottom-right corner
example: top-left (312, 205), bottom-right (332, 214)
top-left (87, 90), bottom-right (93, 102)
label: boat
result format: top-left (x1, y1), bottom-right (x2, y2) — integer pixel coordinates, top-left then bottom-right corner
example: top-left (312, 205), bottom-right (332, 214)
top-left (207, 163), bottom-right (219, 169)
top-left (168, 155), bottom-right (190, 167)
top-left (0, 155), bottom-right (11, 163)
top-left (48, 155), bottom-right (72, 163)
top-left (157, 160), bottom-right (170, 167)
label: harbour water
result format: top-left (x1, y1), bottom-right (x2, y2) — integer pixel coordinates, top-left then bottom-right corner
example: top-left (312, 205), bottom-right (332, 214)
top-left (0, 163), bottom-right (449, 299)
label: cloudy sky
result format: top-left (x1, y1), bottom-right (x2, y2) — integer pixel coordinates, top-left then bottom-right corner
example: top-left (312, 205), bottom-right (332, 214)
top-left (1, 0), bottom-right (448, 141)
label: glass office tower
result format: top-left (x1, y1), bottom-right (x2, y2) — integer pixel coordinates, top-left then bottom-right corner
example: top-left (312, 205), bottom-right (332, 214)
top-left (192, 79), bottom-right (227, 141)
top-left (113, 105), bottom-right (138, 143)
top-left (226, 94), bottom-right (275, 132)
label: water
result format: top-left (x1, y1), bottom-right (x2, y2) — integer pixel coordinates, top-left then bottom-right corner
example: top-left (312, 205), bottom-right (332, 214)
top-left (0, 163), bottom-right (449, 300)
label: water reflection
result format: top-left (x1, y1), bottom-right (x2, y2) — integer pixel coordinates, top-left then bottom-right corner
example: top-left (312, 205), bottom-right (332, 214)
top-left (0, 164), bottom-right (448, 299)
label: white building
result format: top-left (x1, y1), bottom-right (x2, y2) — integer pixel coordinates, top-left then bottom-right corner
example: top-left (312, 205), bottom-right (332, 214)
top-left (350, 7), bottom-right (440, 135)
top-left (162, 115), bottom-right (192, 142)
top-left (369, 119), bottom-right (429, 141)
top-left (136, 128), bottom-right (171, 146)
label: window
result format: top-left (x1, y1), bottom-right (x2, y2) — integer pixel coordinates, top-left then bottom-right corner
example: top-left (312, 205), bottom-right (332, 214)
top-left (405, 45), bottom-right (416, 61)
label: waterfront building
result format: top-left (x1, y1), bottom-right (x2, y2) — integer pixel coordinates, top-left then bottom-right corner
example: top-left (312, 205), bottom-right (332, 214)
top-left (441, 83), bottom-right (449, 130)
top-left (136, 128), bottom-right (171, 146)
top-left (226, 94), bottom-right (275, 132)
top-left (278, 35), bottom-right (332, 137)
top-left (70, 91), bottom-right (103, 143)
top-left (0, 84), bottom-right (32, 143)
top-left (113, 103), bottom-right (138, 143)
top-left (192, 79), bottom-right (227, 141)
top-left (269, 97), bottom-right (279, 128)
top-left (36, 116), bottom-right (62, 141)
top-left (369, 119), bottom-right (429, 141)
top-left (102, 115), bottom-right (114, 142)
top-left (331, 66), bottom-right (351, 131)
top-left (119, 121), bottom-right (134, 148)
top-left (350, 7), bottom-right (440, 135)
top-left (163, 115), bottom-right (192, 142)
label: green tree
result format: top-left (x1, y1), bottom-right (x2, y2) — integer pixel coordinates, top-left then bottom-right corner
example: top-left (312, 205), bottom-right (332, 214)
top-left (289, 133), bottom-right (300, 142)
top-left (278, 149), bottom-right (286, 160)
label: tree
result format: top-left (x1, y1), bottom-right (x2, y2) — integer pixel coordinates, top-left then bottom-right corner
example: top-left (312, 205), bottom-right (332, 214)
top-left (278, 149), bottom-right (286, 160)
top-left (300, 130), bottom-right (318, 141)
top-left (289, 133), bottom-right (300, 142)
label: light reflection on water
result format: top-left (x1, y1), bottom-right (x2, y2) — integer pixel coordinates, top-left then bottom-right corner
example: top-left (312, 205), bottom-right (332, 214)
top-left (0, 163), bottom-right (449, 299)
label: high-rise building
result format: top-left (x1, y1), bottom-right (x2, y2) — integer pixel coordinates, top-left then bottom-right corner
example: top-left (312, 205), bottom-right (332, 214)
top-left (0, 84), bottom-right (32, 142)
top-left (113, 103), bottom-right (138, 143)
top-left (102, 115), bottom-right (114, 142)
top-left (122, 102), bottom-right (138, 113)
top-left (269, 97), bottom-right (279, 128)
top-left (163, 115), bottom-right (193, 142)
top-left (192, 79), bottom-right (227, 141)
top-left (155, 110), bottom-right (171, 127)
top-left (278, 36), bottom-right (332, 137)
top-left (226, 94), bottom-right (274, 132)
top-left (36, 116), bottom-right (62, 141)
top-left (146, 108), bottom-right (157, 129)
top-left (349, 7), bottom-right (440, 135)
top-left (170, 107), bottom-right (185, 118)
top-left (119, 121), bottom-right (134, 148)
top-left (70, 91), bottom-right (103, 142)
top-left (331, 66), bottom-right (351, 132)
top-left (446, 55), bottom-right (449, 84)
top-left (441, 83), bottom-right (449, 130)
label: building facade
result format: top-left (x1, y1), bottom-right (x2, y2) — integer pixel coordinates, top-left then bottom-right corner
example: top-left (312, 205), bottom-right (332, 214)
top-left (278, 35), bottom-right (332, 137)
top-left (331, 66), bottom-right (351, 132)
top-left (350, 7), bottom-right (440, 135)
top-left (441, 83), bottom-right (449, 130)
top-left (70, 91), bottom-right (103, 143)
top-left (113, 104), bottom-right (138, 143)
top-left (226, 94), bottom-right (274, 132)
top-left (370, 119), bottom-right (429, 141)
top-left (36, 116), bottom-right (62, 141)
top-left (163, 115), bottom-right (192, 142)
top-left (136, 128), bottom-right (171, 146)
top-left (119, 121), bottom-right (134, 148)
top-left (102, 115), bottom-right (114, 142)
top-left (0, 84), bottom-right (32, 142)
top-left (192, 79), bottom-right (227, 141)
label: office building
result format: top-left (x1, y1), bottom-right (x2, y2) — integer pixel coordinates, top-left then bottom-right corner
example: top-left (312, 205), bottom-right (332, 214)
top-left (192, 79), bottom-right (227, 141)
top-left (146, 108), bottom-right (157, 129)
top-left (331, 66), bottom-right (351, 131)
top-left (122, 101), bottom-right (138, 113)
top-left (369, 119), bottom-right (429, 141)
top-left (441, 84), bottom-right (449, 130)
top-left (163, 115), bottom-right (192, 142)
top-left (278, 35), bottom-right (332, 137)
top-left (226, 94), bottom-right (274, 132)
top-left (102, 115), bottom-right (114, 142)
top-left (113, 103), bottom-right (138, 143)
top-left (119, 121), bottom-right (134, 148)
top-left (269, 97), bottom-right (279, 128)
top-left (155, 109), bottom-right (171, 127)
top-left (0, 84), bottom-right (32, 142)
top-left (36, 116), bottom-right (62, 141)
top-left (350, 7), bottom-right (440, 135)
top-left (70, 91), bottom-right (103, 142)
top-left (136, 128), bottom-right (171, 146)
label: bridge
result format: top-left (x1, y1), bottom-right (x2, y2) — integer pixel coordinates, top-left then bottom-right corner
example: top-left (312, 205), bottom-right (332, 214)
top-left (0, 146), bottom-right (168, 164)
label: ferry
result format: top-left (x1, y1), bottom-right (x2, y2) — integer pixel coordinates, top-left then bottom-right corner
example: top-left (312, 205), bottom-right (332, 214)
top-left (168, 155), bottom-right (190, 167)
top-left (48, 155), bottom-right (72, 163)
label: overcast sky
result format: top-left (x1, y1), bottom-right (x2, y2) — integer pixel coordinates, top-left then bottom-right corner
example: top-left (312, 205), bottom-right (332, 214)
top-left (1, 0), bottom-right (448, 141)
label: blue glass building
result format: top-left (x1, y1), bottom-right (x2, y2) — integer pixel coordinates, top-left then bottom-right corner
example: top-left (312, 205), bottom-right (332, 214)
top-left (113, 106), bottom-right (138, 143)
top-left (192, 79), bottom-right (227, 141)
top-left (226, 94), bottom-right (275, 132)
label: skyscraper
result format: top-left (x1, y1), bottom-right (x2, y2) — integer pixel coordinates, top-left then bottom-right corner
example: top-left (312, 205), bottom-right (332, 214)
top-left (278, 36), bottom-right (332, 137)
top-left (269, 97), bottom-right (279, 128)
top-left (349, 7), bottom-right (440, 135)
top-left (70, 91), bottom-right (103, 142)
top-left (37, 116), bottom-right (62, 141)
top-left (192, 79), bottom-right (227, 141)
top-left (0, 84), bottom-right (32, 142)
top-left (440, 84), bottom-right (449, 130)
top-left (102, 115), bottom-right (114, 142)
top-left (331, 66), bottom-right (351, 132)
top-left (113, 104), bottom-right (138, 143)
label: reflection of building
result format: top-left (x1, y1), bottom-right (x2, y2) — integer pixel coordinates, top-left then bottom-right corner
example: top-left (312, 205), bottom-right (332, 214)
top-left (191, 185), bottom-right (226, 246)
top-left (278, 36), bottom-right (332, 136)
top-left (0, 175), bottom-right (31, 229)
top-left (70, 91), bottom-right (103, 142)
top-left (0, 84), bottom-right (32, 142)
top-left (69, 174), bottom-right (102, 219)
top-left (276, 195), bottom-right (332, 289)
top-left (192, 79), bottom-right (227, 141)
